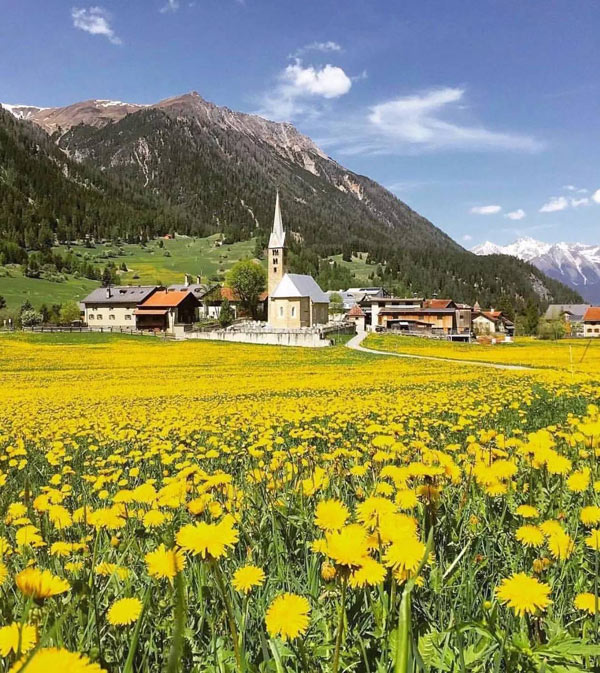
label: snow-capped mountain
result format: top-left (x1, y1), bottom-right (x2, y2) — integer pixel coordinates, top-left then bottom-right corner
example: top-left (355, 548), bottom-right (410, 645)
top-left (472, 237), bottom-right (600, 303)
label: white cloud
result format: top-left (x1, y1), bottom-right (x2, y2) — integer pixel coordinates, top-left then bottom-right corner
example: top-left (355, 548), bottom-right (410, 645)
top-left (258, 60), bottom-right (352, 121)
top-left (564, 184), bottom-right (588, 193)
top-left (539, 196), bottom-right (569, 213)
top-left (283, 62), bottom-right (351, 98)
top-left (160, 0), bottom-right (179, 12)
top-left (462, 234), bottom-right (473, 242)
top-left (294, 41), bottom-right (342, 57)
top-left (505, 208), bottom-right (526, 220)
top-left (592, 189), bottom-right (600, 204)
top-left (470, 205), bottom-right (502, 215)
top-left (570, 197), bottom-right (589, 208)
top-left (71, 6), bottom-right (121, 44)
top-left (321, 87), bottom-right (543, 155)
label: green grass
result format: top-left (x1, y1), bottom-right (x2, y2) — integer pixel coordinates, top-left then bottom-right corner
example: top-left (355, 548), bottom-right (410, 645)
top-left (0, 267), bottom-right (98, 312)
top-left (328, 252), bottom-right (373, 284)
top-left (54, 234), bottom-right (262, 286)
top-left (0, 235), bottom-right (263, 312)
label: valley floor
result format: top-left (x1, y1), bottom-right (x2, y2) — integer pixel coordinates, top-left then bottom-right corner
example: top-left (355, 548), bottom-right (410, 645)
top-left (0, 333), bottom-right (599, 671)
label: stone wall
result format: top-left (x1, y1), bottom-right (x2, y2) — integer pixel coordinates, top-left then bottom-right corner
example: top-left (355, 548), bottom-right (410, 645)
top-left (185, 329), bottom-right (333, 347)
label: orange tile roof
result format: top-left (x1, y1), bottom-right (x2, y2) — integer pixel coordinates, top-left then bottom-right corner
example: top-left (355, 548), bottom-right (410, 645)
top-left (424, 298), bottom-right (453, 309)
top-left (138, 290), bottom-right (193, 308)
top-left (347, 304), bottom-right (365, 317)
top-left (220, 287), bottom-right (268, 302)
top-left (584, 306), bottom-right (600, 321)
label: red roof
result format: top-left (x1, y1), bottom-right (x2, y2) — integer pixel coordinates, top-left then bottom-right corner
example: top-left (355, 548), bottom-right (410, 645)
top-left (584, 306), bottom-right (600, 322)
top-left (423, 298), bottom-right (454, 309)
top-left (347, 304), bottom-right (365, 317)
top-left (220, 287), bottom-right (268, 302)
top-left (138, 290), bottom-right (194, 308)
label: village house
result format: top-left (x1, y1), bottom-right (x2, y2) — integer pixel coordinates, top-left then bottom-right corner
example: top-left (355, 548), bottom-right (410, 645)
top-left (357, 296), bottom-right (471, 338)
top-left (82, 286), bottom-right (157, 328)
top-left (472, 309), bottom-right (515, 336)
top-left (583, 306), bottom-right (600, 337)
top-left (267, 193), bottom-right (329, 328)
top-left (544, 304), bottom-right (590, 336)
top-left (135, 290), bottom-right (200, 334)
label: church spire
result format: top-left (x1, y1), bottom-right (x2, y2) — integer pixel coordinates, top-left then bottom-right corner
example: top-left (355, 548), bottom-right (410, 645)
top-left (269, 190), bottom-right (286, 249)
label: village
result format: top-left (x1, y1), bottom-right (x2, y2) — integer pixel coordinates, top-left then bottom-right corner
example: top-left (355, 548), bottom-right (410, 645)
top-left (74, 194), bottom-right (595, 347)
top-left (13, 195), bottom-right (599, 347)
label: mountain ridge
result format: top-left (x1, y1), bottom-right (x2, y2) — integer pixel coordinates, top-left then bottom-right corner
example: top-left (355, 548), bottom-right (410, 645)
top-left (472, 237), bottom-right (600, 303)
top-left (0, 95), bottom-right (583, 309)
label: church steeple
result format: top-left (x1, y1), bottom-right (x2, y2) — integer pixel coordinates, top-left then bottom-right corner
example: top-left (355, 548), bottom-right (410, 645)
top-left (268, 191), bottom-right (288, 299)
top-left (269, 190), bottom-right (286, 249)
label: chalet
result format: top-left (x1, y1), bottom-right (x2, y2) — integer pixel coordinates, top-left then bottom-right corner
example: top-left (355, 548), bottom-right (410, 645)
top-left (472, 310), bottom-right (515, 336)
top-left (168, 275), bottom-right (211, 300)
top-left (82, 286), bottom-right (157, 328)
top-left (583, 306), bottom-right (600, 337)
top-left (544, 304), bottom-right (590, 335)
top-left (362, 297), bottom-right (471, 337)
top-left (135, 290), bottom-right (200, 333)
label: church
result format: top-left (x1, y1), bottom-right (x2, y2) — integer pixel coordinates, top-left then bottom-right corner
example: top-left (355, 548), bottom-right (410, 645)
top-left (267, 193), bottom-right (330, 328)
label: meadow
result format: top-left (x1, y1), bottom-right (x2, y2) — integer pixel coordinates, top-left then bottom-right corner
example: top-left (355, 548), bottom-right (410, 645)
top-left (365, 333), bottom-right (600, 374)
top-left (0, 333), bottom-right (600, 672)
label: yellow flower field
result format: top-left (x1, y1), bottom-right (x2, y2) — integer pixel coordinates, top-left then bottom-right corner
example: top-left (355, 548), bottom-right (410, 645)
top-left (0, 332), bottom-right (600, 672)
top-left (365, 333), bottom-right (600, 373)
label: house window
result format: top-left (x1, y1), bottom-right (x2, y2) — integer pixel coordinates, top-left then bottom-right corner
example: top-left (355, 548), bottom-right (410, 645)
top-left (279, 306), bottom-right (284, 317)
top-left (125, 314), bottom-right (131, 321)
top-left (109, 315), bottom-right (115, 320)
top-left (97, 314), bottom-right (103, 320)
top-left (291, 306), bottom-right (296, 318)
top-left (89, 315), bottom-right (94, 320)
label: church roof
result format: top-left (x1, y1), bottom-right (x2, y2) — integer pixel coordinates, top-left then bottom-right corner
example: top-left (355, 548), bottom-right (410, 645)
top-left (271, 273), bottom-right (329, 303)
top-left (268, 191), bottom-right (286, 249)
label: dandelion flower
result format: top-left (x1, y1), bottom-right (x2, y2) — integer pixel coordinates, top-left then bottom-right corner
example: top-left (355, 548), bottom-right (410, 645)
top-left (349, 557), bottom-right (386, 588)
top-left (176, 516), bottom-right (239, 559)
top-left (145, 544), bottom-right (185, 580)
top-left (547, 531), bottom-right (575, 560)
top-left (232, 565), bottom-right (265, 594)
top-left (574, 592), bottom-right (599, 615)
top-left (9, 647), bottom-right (106, 673)
top-left (321, 561), bottom-right (336, 581)
top-left (107, 597), bottom-right (142, 626)
top-left (585, 529), bottom-right (600, 551)
top-left (265, 593), bottom-right (310, 641)
top-left (0, 623), bottom-right (37, 656)
top-left (16, 567), bottom-right (69, 599)
top-left (325, 525), bottom-right (370, 568)
top-left (383, 536), bottom-right (426, 574)
top-left (580, 506), bottom-right (600, 526)
top-left (0, 561), bottom-right (8, 586)
top-left (495, 573), bottom-right (551, 616)
top-left (314, 499), bottom-right (349, 531)
top-left (516, 525), bottom-right (545, 548)
top-left (356, 497), bottom-right (397, 529)
top-left (516, 505), bottom-right (539, 519)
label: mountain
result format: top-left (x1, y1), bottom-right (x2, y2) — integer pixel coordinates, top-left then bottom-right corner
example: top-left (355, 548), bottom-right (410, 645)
top-left (0, 105), bottom-right (188, 253)
top-left (473, 237), bottom-right (600, 303)
top-left (0, 94), bottom-right (583, 308)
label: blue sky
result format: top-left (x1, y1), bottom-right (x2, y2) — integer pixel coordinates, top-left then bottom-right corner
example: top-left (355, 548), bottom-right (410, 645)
top-left (1, 0), bottom-right (599, 246)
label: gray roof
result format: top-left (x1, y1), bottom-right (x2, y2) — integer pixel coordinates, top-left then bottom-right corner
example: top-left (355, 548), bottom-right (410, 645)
top-left (167, 283), bottom-right (210, 297)
top-left (82, 286), bottom-right (156, 305)
top-left (271, 273), bottom-right (329, 303)
top-left (544, 304), bottom-right (590, 320)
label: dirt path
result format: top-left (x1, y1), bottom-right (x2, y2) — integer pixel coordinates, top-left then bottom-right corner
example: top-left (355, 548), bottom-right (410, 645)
top-left (345, 332), bottom-right (532, 371)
